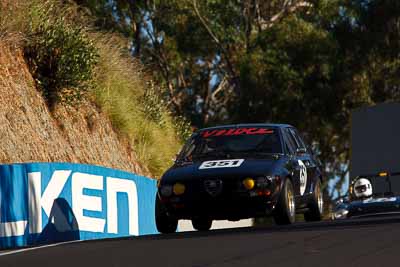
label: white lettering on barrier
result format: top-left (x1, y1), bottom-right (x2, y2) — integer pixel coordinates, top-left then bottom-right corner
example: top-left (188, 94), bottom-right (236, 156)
top-left (28, 172), bottom-right (42, 234)
top-left (0, 170), bottom-right (141, 238)
top-left (0, 187), bottom-right (28, 237)
top-left (0, 221), bottom-right (27, 237)
top-left (72, 172), bottom-right (105, 233)
top-left (28, 171), bottom-right (72, 234)
top-left (106, 177), bottom-right (139, 235)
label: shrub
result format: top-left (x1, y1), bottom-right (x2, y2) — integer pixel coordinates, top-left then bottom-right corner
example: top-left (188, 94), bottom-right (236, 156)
top-left (25, 18), bottom-right (98, 109)
top-left (141, 81), bottom-right (193, 142)
top-left (141, 82), bottom-right (167, 125)
top-left (173, 115), bottom-right (193, 142)
top-left (92, 35), bottom-right (185, 177)
top-left (3, 0), bottom-right (189, 177)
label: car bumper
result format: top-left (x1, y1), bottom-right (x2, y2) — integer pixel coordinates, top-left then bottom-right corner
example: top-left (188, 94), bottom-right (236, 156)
top-left (159, 191), bottom-right (279, 220)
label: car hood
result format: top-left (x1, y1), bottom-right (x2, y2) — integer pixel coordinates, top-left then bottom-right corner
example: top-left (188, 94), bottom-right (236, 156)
top-left (161, 157), bottom-right (285, 183)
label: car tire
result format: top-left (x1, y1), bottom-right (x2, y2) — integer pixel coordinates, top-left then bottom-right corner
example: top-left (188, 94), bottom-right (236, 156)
top-left (273, 178), bottom-right (296, 225)
top-left (191, 217), bottom-right (212, 231)
top-left (304, 178), bottom-right (323, 222)
top-left (155, 196), bottom-right (178, 234)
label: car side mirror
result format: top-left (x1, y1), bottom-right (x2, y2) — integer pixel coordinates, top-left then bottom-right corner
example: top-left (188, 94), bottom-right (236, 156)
top-left (296, 147), bottom-right (307, 154)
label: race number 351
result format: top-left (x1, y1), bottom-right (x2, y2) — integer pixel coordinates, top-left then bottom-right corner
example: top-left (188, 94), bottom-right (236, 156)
top-left (199, 159), bottom-right (244, 170)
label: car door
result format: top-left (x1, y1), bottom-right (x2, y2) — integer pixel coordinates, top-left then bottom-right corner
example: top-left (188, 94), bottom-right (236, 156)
top-left (281, 128), bottom-right (303, 197)
top-left (287, 127), bottom-right (317, 196)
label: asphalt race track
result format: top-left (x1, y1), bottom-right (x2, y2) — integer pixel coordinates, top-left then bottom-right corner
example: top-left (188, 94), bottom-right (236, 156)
top-left (1, 217), bottom-right (400, 267)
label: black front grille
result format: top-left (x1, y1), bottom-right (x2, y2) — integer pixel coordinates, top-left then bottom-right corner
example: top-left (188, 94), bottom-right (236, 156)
top-left (204, 179), bottom-right (223, 197)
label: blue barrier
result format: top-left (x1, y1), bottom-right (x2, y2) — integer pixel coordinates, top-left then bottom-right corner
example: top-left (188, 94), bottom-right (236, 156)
top-left (0, 162), bottom-right (158, 249)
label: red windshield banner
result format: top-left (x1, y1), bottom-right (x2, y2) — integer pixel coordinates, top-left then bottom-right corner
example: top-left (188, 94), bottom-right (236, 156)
top-left (201, 128), bottom-right (274, 138)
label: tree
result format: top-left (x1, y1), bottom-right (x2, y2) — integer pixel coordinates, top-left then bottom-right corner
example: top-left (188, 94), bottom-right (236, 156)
top-left (74, 0), bottom-right (400, 200)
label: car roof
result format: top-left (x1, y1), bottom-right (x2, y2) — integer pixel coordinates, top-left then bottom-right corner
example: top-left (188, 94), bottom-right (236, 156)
top-left (199, 123), bottom-right (294, 131)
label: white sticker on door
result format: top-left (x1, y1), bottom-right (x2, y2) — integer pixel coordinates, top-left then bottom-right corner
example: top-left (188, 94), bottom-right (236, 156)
top-left (298, 159), bottom-right (307, 195)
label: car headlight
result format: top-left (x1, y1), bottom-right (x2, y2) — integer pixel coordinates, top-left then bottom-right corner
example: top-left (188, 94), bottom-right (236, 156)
top-left (332, 208), bottom-right (349, 220)
top-left (160, 185), bottom-right (173, 197)
top-left (243, 178), bottom-right (255, 190)
top-left (173, 183), bottom-right (185, 195)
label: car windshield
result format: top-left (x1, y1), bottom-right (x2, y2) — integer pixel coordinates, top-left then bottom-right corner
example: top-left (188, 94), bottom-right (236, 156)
top-left (178, 127), bottom-right (282, 161)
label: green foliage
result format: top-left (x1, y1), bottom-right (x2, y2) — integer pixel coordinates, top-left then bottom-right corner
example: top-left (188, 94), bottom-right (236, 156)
top-left (2, 0), bottom-right (187, 177)
top-left (141, 84), bottom-right (168, 125)
top-left (172, 115), bottom-right (193, 142)
top-left (25, 18), bottom-right (98, 108)
top-left (141, 85), bottom-right (193, 142)
top-left (92, 35), bottom-right (184, 177)
top-left (74, 0), bottom-right (400, 198)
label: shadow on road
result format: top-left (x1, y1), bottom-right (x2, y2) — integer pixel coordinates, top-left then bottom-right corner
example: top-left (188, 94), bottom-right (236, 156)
top-left (79, 215), bottom-right (400, 245)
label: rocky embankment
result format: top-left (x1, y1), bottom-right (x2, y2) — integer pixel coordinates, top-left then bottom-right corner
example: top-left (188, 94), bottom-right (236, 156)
top-left (0, 41), bottom-right (147, 176)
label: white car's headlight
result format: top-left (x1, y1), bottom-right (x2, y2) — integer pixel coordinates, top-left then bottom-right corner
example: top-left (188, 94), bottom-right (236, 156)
top-left (160, 185), bottom-right (173, 197)
top-left (333, 208), bottom-right (349, 220)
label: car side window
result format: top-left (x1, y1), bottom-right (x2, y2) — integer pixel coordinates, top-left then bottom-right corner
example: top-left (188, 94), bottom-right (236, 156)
top-left (282, 129), bottom-right (297, 155)
top-left (284, 142), bottom-right (293, 155)
top-left (178, 135), bottom-right (196, 160)
top-left (290, 128), bottom-right (311, 155)
top-left (288, 128), bottom-right (306, 150)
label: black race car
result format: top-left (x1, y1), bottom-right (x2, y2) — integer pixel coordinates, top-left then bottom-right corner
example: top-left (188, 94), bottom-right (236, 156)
top-left (332, 171), bottom-right (400, 220)
top-left (155, 124), bottom-right (324, 233)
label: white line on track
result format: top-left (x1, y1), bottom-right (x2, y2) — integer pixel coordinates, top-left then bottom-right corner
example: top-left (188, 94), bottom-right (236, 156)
top-left (0, 240), bottom-right (83, 257)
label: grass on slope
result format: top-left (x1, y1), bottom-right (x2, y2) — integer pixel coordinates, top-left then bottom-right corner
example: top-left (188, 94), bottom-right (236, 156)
top-left (93, 35), bottom-right (183, 176)
top-left (0, 0), bottom-right (186, 177)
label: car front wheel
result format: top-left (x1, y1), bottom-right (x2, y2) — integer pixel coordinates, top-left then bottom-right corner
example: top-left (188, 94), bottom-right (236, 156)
top-left (155, 196), bottom-right (178, 234)
top-left (273, 178), bottom-right (296, 225)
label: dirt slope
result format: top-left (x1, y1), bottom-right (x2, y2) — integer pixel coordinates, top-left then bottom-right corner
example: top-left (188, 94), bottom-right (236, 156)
top-left (0, 41), bottom-right (147, 176)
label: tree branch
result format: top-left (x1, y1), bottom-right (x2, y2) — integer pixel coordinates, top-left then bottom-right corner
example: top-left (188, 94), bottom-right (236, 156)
top-left (259, 1), bottom-right (312, 30)
top-left (211, 76), bottom-right (228, 101)
top-left (191, 0), bottom-right (237, 81)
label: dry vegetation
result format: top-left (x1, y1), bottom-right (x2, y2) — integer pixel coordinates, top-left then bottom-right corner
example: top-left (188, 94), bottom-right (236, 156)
top-left (0, 0), bottom-right (186, 177)
top-left (92, 35), bottom-right (185, 176)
